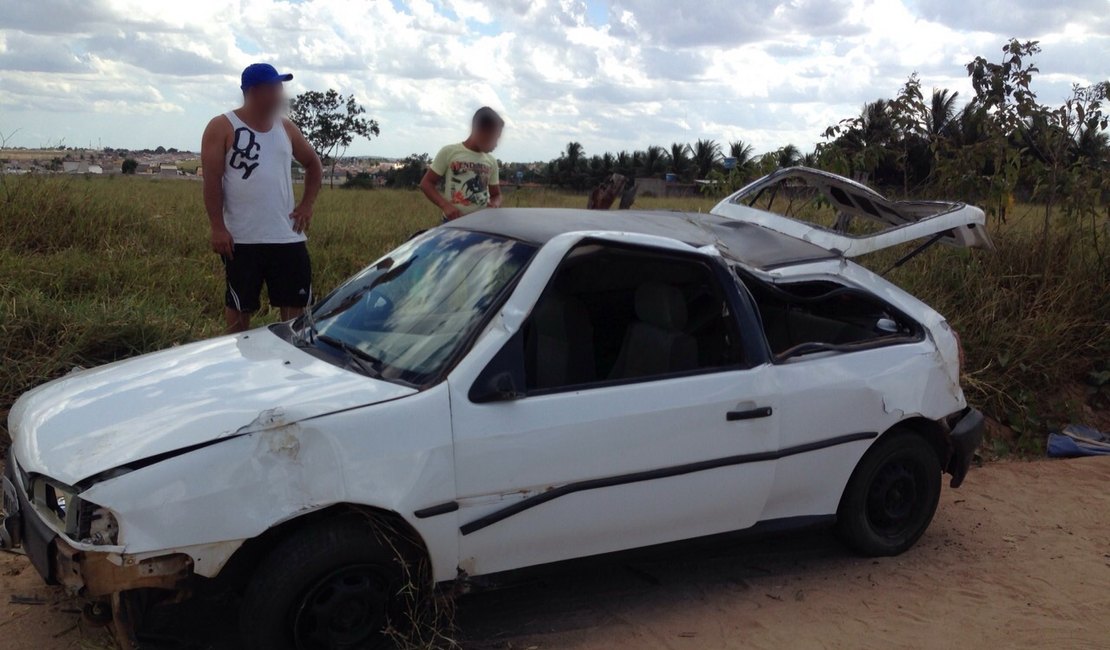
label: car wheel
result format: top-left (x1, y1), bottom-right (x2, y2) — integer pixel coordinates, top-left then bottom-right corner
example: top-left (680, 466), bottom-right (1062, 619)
top-left (240, 516), bottom-right (412, 650)
top-left (836, 430), bottom-right (941, 556)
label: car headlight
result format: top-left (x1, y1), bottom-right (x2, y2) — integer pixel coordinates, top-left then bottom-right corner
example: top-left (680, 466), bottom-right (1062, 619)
top-left (32, 477), bottom-right (78, 533)
top-left (30, 478), bottom-right (118, 545)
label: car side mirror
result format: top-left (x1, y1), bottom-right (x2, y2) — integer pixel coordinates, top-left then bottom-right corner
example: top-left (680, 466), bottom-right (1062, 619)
top-left (469, 329), bottom-right (527, 404)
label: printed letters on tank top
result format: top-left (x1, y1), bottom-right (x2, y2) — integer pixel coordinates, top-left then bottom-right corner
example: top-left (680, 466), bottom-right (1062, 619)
top-left (229, 127), bottom-right (261, 180)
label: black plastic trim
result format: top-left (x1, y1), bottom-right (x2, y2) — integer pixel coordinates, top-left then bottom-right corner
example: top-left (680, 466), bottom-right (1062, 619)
top-left (414, 501), bottom-right (460, 519)
top-left (459, 431), bottom-right (877, 536)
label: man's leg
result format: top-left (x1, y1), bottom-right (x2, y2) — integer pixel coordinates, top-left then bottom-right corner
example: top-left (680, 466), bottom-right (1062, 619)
top-left (265, 242), bottom-right (312, 323)
top-left (223, 245), bottom-right (263, 334)
top-left (225, 307), bottom-right (253, 333)
top-left (279, 306), bottom-right (304, 321)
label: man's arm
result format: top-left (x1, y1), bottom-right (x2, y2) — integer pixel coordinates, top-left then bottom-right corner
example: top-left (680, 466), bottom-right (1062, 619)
top-left (285, 119), bottom-right (323, 234)
top-left (488, 183), bottom-right (502, 208)
top-left (201, 116), bottom-right (233, 257)
top-left (421, 146), bottom-right (461, 220)
top-left (419, 169), bottom-right (460, 220)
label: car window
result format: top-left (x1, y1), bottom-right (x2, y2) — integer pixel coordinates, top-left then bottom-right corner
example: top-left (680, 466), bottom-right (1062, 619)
top-left (522, 242), bottom-right (743, 392)
top-left (308, 229), bottom-right (535, 386)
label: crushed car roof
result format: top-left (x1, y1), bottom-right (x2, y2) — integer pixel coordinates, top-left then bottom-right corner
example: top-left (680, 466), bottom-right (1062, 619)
top-left (447, 207), bottom-right (839, 269)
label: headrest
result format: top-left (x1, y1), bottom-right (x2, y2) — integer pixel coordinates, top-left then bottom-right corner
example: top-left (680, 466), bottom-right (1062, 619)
top-left (634, 282), bottom-right (687, 331)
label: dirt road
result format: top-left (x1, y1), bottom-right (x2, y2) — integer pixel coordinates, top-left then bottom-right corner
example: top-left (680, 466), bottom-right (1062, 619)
top-left (3, 457), bottom-right (1109, 649)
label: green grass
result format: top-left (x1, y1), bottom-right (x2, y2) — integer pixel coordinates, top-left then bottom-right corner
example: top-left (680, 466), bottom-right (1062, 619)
top-left (1, 174), bottom-right (1107, 454)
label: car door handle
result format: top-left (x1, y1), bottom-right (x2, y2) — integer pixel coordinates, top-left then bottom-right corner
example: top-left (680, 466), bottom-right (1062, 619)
top-left (726, 406), bottom-right (773, 421)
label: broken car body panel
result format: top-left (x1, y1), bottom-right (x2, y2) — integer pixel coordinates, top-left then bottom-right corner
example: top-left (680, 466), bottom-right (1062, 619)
top-left (711, 167), bottom-right (994, 257)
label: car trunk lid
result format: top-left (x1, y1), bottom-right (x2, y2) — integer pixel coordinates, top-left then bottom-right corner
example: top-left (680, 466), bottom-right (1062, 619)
top-left (710, 167), bottom-right (994, 258)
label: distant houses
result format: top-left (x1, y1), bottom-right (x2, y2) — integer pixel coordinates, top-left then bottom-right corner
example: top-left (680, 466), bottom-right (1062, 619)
top-left (61, 161), bottom-right (104, 174)
top-left (160, 164), bottom-right (180, 177)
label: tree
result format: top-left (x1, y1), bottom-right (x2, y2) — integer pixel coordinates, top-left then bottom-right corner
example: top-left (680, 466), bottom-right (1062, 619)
top-left (640, 145), bottom-right (667, 177)
top-left (385, 153), bottom-right (431, 188)
top-left (121, 158), bottom-right (138, 174)
top-left (563, 141), bottom-right (585, 169)
top-left (289, 89), bottom-right (381, 187)
top-left (728, 140), bottom-right (755, 166)
top-left (691, 139), bottom-right (721, 179)
top-left (668, 142), bottom-right (692, 179)
top-left (775, 144), bottom-right (802, 169)
top-left (554, 142), bottom-right (588, 188)
top-left (928, 88), bottom-right (960, 138)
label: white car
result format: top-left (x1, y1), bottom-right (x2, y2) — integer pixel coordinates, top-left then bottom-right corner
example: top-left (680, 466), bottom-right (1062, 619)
top-left (2, 168), bottom-right (987, 649)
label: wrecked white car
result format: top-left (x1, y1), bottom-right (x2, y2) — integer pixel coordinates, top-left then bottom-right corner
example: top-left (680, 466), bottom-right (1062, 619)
top-left (2, 168), bottom-right (987, 649)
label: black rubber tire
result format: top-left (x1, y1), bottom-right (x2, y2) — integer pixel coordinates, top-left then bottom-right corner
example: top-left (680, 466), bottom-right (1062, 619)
top-left (837, 431), bottom-right (941, 557)
top-left (239, 516), bottom-right (409, 650)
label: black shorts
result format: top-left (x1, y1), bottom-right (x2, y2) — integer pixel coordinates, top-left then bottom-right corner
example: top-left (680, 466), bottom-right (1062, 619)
top-left (223, 242), bottom-right (312, 312)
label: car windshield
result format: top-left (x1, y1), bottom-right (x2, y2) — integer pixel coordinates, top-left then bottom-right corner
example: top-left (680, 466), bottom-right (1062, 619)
top-left (302, 228), bottom-right (535, 386)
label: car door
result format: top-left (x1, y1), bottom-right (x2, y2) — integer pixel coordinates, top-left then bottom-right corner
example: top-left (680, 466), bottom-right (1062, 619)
top-left (446, 235), bottom-right (781, 576)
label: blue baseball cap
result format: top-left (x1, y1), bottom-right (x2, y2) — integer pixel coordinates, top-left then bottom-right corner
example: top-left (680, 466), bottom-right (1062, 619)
top-left (240, 63), bottom-right (293, 91)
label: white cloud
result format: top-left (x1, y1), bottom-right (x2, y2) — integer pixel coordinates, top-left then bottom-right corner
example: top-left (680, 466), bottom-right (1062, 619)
top-left (0, 0), bottom-right (1105, 160)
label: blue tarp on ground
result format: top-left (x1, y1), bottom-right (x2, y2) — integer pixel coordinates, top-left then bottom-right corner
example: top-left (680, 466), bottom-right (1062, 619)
top-left (1047, 424), bottom-right (1110, 457)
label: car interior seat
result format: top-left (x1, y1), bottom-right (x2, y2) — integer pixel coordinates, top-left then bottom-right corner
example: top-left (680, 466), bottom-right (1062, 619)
top-left (525, 292), bottom-right (596, 389)
top-left (609, 282), bottom-right (698, 380)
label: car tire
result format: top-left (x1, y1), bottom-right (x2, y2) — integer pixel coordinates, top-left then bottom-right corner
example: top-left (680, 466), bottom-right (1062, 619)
top-left (836, 430), bottom-right (941, 557)
top-left (239, 515), bottom-right (412, 650)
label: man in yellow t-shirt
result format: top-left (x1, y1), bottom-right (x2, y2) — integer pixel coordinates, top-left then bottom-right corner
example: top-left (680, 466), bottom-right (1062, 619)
top-left (420, 107), bottom-right (503, 221)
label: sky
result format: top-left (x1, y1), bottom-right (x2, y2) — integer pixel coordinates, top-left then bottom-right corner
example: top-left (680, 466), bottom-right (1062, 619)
top-left (0, 0), bottom-right (1107, 162)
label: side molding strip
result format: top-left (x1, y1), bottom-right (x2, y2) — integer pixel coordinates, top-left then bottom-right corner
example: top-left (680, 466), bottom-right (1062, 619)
top-left (459, 431), bottom-right (877, 536)
top-left (414, 501), bottom-right (460, 519)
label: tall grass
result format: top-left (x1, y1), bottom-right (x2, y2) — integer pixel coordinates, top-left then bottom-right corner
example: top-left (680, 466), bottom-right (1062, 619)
top-left (1, 175), bottom-right (1106, 453)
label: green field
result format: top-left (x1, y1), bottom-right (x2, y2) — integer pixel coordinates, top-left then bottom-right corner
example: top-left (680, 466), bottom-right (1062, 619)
top-left (1, 175), bottom-right (1107, 454)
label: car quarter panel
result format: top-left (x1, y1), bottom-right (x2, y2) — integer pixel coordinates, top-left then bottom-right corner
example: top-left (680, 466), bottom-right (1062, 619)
top-left (750, 258), bottom-right (968, 520)
top-left (758, 258), bottom-right (966, 397)
top-left (79, 385), bottom-right (458, 582)
top-left (761, 341), bottom-right (960, 520)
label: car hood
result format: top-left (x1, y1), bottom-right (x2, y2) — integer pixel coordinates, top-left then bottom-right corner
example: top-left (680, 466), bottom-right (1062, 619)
top-left (9, 327), bottom-right (417, 485)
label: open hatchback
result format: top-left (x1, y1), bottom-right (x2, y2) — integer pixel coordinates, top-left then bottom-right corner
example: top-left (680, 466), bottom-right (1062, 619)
top-left (711, 167), bottom-right (994, 258)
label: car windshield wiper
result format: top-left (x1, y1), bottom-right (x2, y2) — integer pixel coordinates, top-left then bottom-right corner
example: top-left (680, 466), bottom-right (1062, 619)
top-left (316, 334), bottom-right (383, 378)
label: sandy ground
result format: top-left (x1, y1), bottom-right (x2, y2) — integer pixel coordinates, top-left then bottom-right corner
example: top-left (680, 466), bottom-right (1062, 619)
top-left (2, 457), bottom-right (1108, 649)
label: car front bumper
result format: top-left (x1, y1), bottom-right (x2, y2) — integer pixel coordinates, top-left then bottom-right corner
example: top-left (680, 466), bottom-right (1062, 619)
top-left (2, 450), bottom-right (192, 597)
top-left (946, 407), bottom-right (984, 488)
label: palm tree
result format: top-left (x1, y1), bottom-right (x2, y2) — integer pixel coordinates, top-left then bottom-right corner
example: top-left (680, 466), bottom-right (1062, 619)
top-left (1074, 124), bottom-right (1110, 167)
top-left (668, 142), bottom-right (692, 179)
top-left (950, 104), bottom-right (989, 148)
top-left (691, 139), bottom-right (721, 179)
top-left (776, 144), bottom-right (802, 168)
top-left (641, 145), bottom-right (667, 177)
top-left (563, 142), bottom-right (585, 172)
top-left (728, 140), bottom-right (755, 168)
top-left (615, 150), bottom-right (633, 176)
top-left (928, 88), bottom-right (960, 138)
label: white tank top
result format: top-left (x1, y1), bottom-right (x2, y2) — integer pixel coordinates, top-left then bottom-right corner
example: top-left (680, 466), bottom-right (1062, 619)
top-left (221, 111), bottom-right (304, 244)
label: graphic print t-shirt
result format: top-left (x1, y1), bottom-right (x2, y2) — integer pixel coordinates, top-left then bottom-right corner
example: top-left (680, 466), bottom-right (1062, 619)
top-left (430, 143), bottom-right (499, 218)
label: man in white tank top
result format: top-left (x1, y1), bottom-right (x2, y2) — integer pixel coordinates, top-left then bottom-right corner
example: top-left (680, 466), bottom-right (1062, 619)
top-left (200, 63), bottom-right (323, 333)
